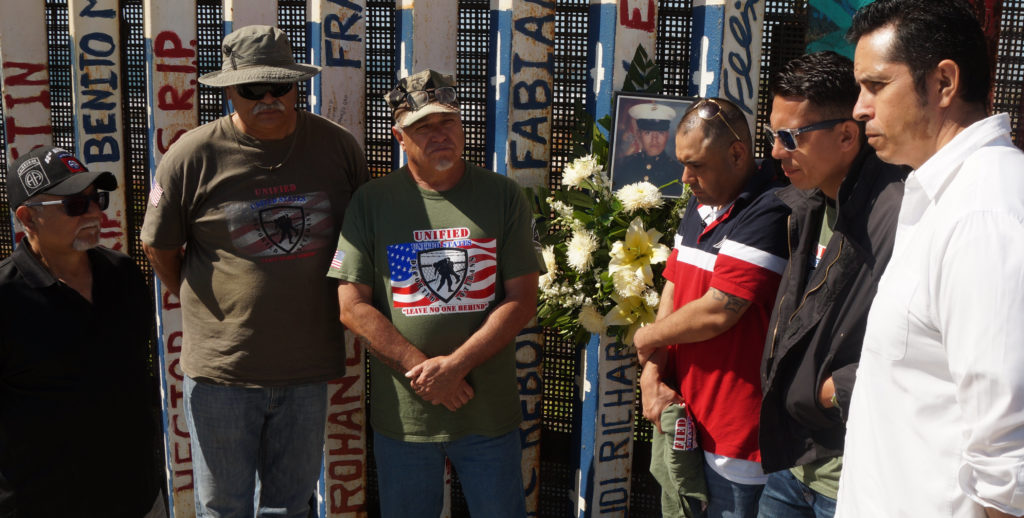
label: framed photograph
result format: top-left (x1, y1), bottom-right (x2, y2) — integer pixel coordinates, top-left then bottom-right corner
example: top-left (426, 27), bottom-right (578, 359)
top-left (609, 92), bottom-right (697, 198)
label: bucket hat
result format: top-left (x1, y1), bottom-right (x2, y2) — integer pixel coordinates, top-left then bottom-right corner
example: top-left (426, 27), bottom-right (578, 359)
top-left (385, 69), bottom-right (460, 127)
top-left (198, 25), bottom-right (321, 87)
top-left (6, 146), bottom-right (117, 208)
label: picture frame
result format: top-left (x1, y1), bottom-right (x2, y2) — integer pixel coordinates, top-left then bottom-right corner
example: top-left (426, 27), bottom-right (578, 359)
top-left (609, 92), bottom-right (697, 198)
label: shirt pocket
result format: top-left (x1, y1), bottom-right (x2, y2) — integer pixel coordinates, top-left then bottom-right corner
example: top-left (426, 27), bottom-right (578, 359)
top-left (863, 269), bottom-right (918, 361)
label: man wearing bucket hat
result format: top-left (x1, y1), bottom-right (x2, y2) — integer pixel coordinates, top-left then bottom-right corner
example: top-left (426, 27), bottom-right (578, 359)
top-left (141, 25), bottom-right (369, 516)
top-left (1, 147), bottom-right (163, 516)
top-left (329, 69), bottom-right (540, 517)
top-left (616, 102), bottom-right (685, 197)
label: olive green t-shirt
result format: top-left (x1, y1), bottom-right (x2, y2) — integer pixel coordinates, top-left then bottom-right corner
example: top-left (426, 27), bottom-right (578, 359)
top-left (328, 163), bottom-right (539, 442)
top-left (141, 111), bottom-right (369, 385)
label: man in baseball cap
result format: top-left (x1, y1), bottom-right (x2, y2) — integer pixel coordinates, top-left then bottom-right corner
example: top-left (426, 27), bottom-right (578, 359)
top-left (142, 25), bottom-right (368, 516)
top-left (1, 146), bottom-right (163, 515)
top-left (330, 69), bottom-right (540, 516)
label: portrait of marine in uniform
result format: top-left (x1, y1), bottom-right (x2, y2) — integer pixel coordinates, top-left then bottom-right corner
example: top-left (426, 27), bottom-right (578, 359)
top-left (610, 94), bottom-right (695, 198)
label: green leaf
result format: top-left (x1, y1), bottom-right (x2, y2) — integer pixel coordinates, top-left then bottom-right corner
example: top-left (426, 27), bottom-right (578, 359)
top-left (621, 44), bottom-right (663, 94)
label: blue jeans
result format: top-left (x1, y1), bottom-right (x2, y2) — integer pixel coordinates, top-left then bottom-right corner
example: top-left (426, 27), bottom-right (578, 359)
top-left (703, 461), bottom-right (764, 518)
top-left (184, 376), bottom-right (327, 518)
top-left (372, 429), bottom-right (526, 518)
top-left (757, 470), bottom-right (836, 518)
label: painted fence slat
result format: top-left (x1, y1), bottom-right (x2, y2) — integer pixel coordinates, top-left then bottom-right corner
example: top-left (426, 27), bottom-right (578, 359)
top-left (224, 0), bottom-right (278, 35)
top-left (143, 1), bottom-right (200, 516)
top-left (485, 0), bottom-right (512, 175)
top-left (573, 334), bottom-right (637, 518)
top-left (506, 0), bottom-right (554, 189)
top-left (68, 0), bottom-right (129, 252)
top-left (505, 1), bottom-right (554, 515)
top-left (689, 0), bottom-right (765, 135)
top-left (309, 0), bottom-right (367, 146)
top-left (0, 0), bottom-right (53, 245)
top-left (307, 2), bottom-right (370, 516)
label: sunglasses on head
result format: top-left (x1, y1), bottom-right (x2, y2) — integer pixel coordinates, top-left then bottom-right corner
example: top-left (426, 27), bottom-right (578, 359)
top-left (694, 98), bottom-right (744, 143)
top-left (765, 119), bottom-right (852, 152)
top-left (404, 87), bottom-right (457, 112)
top-left (235, 82), bottom-right (294, 101)
top-left (23, 190), bottom-right (109, 217)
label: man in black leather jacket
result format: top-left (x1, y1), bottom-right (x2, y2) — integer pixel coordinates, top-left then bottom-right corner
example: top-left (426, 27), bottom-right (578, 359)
top-left (756, 52), bottom-right (907, 518)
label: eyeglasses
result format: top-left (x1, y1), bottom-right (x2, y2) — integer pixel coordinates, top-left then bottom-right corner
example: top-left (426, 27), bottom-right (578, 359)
top-left (23, 190), bottom-right (109, 217)
top-left (405, 87), bottom-right (457, 112)
top-left (694, 98), bottom-right (743, 143)
top-left (235, 82), bottom-right (294, 101)
top-left (765, 119), bottom-right (851, 151)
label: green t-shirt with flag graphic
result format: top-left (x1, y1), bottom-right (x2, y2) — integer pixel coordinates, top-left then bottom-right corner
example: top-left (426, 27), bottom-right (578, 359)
top-left (328, 162), bottom-right (540, 442)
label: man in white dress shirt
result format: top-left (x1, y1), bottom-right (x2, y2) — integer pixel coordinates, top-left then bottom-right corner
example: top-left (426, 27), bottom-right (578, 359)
top-left (836, 1), bottom-right (1024, 517)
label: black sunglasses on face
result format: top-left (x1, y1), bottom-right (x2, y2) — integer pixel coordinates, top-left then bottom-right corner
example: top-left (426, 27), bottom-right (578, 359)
top-left (405, 87), bottom-right (457, 112)
top-left (693, 98), bottom-right (744, 143)
top-left (23, 191), bottom-right (109, 217)
top-left (765, 119), bottom-right (852, 152)
top-left (235, 82), bottom-right (294, 101)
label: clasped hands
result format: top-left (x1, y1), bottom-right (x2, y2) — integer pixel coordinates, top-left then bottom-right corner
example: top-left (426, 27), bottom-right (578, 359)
top-left (405, 355), bottom-right (474, 412)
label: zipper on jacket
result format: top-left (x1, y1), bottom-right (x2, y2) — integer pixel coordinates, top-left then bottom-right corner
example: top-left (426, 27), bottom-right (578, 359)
top-left (768, 214), bottom-right (793, 359)
top-left (789, 237), bottom-right (845, 323)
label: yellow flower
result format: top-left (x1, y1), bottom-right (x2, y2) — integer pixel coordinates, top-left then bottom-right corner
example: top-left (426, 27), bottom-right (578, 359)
top-left (608, 217), bottom-right (670, 286)
top-left (604, 293), bottom-right (657, 345)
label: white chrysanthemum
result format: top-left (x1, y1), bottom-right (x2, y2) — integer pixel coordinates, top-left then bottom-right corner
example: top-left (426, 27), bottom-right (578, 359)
top-left (612, 267), bottom-right (647, 298)
top-left (561, 154), bottom-right (603, 187)
top-left (615, 182), bottom-right (664, 214)
top-left (643, 289), bottom-right (660, 309)
top-left (579, 304), bottom-right (606, 334)
top-left (538, 272), bottom-right (555, 290)
top-left (566, 230), bottom-right (599, 273)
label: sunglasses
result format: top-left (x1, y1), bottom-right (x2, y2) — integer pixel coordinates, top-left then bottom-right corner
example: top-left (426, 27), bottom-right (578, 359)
top-left (765, 119), bottom-right (851, 152)
top-left (405, 87), bottom-right (457, 112)
top-left (694, 98), bottom-right (743, 143)
top-left (235, 82), bottom-right (294, 101)
top-left (23, 190), bottom-right (109, 217)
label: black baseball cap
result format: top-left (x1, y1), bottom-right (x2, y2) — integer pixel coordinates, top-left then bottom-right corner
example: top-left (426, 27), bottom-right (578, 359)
top-left (6, 146), bottom-right (117, 208)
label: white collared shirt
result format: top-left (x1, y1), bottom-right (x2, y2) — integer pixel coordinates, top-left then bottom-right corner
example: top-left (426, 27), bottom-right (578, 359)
top-left (837, 114), bottom-right (1024, 517)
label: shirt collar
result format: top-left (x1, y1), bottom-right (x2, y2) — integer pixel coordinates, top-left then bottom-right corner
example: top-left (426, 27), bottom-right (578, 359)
top-left (913, 113), bottom-right (1012, 202)
top-left (11, 238), bottom-right (60, 289)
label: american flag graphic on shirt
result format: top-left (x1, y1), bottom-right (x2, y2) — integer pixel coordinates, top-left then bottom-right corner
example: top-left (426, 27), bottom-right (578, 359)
top-left (387, 236), bottom-right (497, 317)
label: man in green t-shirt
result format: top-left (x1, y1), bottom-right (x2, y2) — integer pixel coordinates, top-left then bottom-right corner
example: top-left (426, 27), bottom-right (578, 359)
top-left (757, 51), bottom-right (906, 517)
top-left (328, 69), bottom-right (539, 518)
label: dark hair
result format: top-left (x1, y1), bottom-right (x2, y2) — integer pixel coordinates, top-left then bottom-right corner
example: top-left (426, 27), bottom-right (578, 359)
top-left (678, 97), bottom-right (751, 149)
top-left (847, 0), bottom-right (990, 106)
top-left (771, 51), bottom-right (859, 119)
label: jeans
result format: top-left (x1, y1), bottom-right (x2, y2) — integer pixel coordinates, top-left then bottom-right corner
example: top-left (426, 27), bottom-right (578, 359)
top-left (184, 376), bottom-right (327, 518)
top-left (703, 460), bottom-right (764, 518)
top-left (372, 429), bottom-right (526, 518)
top-left (757, 470), bottom-right (836, 518)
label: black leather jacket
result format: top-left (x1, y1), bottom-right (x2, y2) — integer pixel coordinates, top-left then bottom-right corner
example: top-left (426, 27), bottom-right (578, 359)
top-left (759, 147), bottom-right (906, 473)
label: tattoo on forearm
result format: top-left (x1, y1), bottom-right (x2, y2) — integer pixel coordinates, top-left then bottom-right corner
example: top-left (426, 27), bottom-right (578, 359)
top-left (712, 288), bottom-right (749, 314)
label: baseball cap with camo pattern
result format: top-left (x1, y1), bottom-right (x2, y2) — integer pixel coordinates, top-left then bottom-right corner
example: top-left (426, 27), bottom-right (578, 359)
top-left (385, 69), bottom-right (461, 128)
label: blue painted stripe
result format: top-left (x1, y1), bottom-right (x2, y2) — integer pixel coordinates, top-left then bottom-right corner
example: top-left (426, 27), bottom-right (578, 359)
top-left (308, 20), bottom-right (323, 116)
top-left (574, 332), bottom-right (602, 518)
top-left (586, 2), bottom-right (616, 128)
top-left (486, 7), bottom-right (512, 175)
top-left (688, 3), bottom-right (725, 97)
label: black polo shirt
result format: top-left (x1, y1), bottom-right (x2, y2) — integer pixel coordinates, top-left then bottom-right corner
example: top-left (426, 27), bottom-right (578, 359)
top-left (0, 240), bottom-right (158, 517)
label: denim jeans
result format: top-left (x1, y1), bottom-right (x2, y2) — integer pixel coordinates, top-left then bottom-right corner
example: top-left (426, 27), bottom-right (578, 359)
top-left (184, 376), bottom-right (327, 518)
top-left (703, 460), bottom-right (764, 518)
top-left (757, 470), bottom-right (836, 518)
top-left (372, 429), bottom-right (527, 518)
